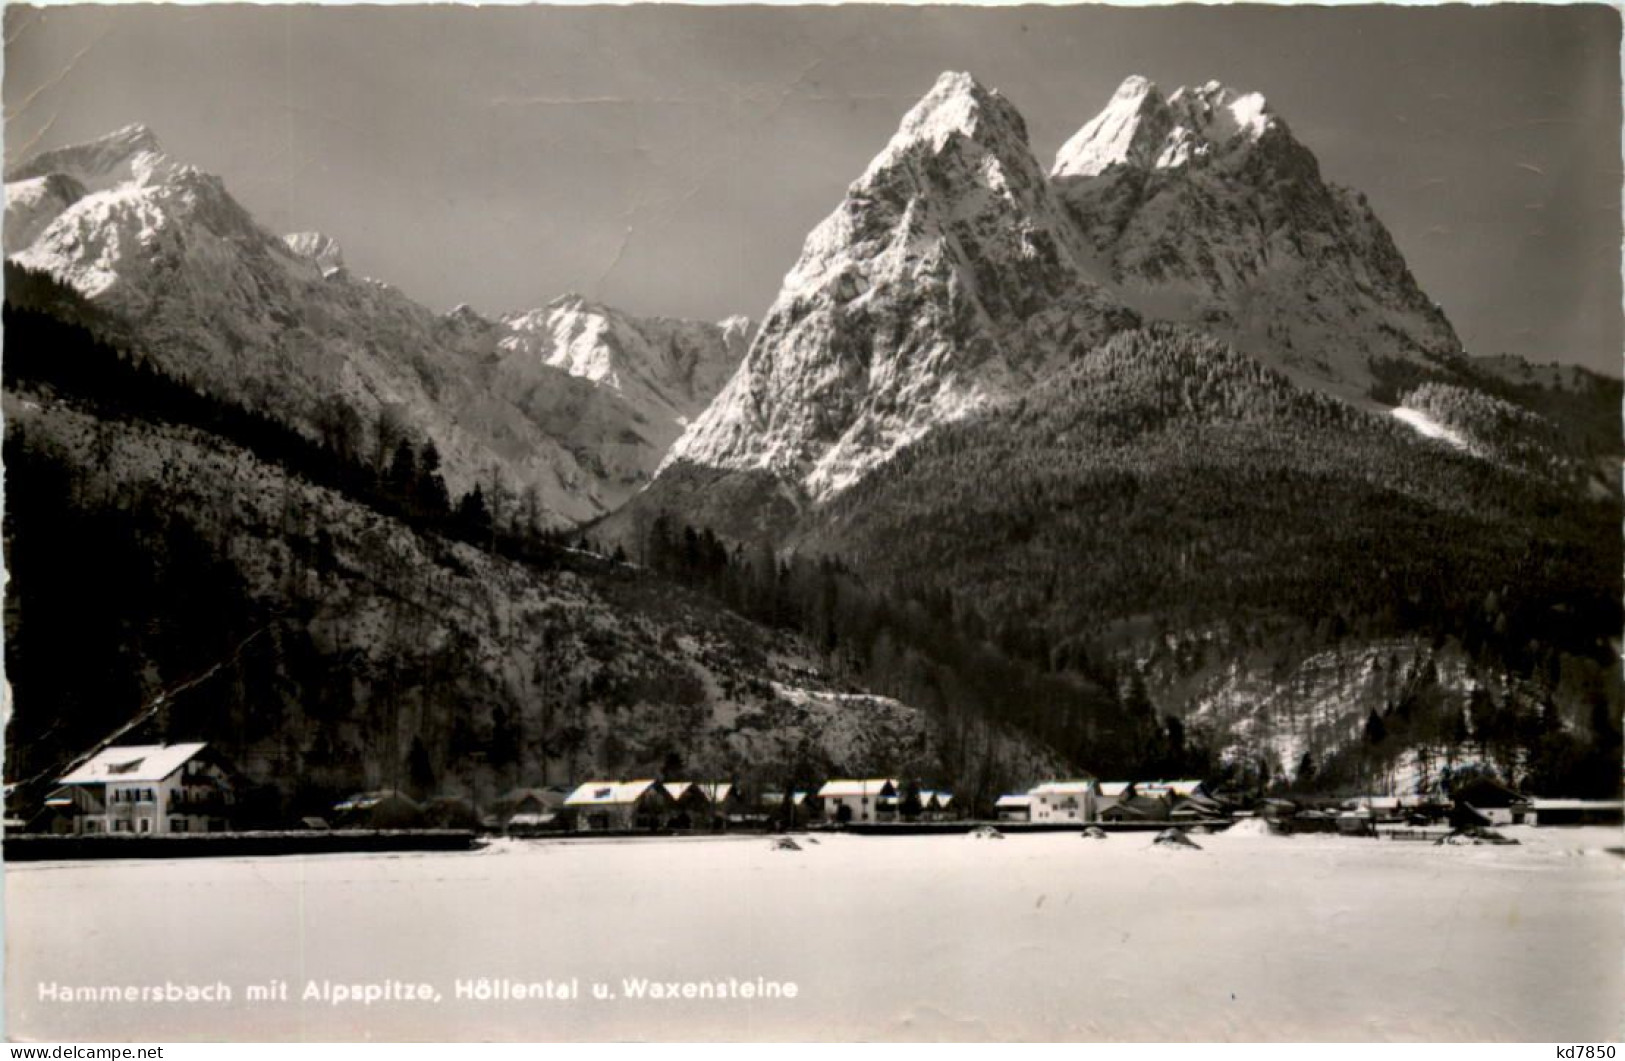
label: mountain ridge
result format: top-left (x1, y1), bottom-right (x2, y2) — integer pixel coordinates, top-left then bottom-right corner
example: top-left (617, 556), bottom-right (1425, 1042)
top-left (4, 125), bottom-right (750, 527)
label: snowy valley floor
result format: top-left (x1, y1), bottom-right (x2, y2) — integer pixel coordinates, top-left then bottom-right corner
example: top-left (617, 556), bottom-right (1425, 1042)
top-left (6, 826), bottom-right (1621, 1041)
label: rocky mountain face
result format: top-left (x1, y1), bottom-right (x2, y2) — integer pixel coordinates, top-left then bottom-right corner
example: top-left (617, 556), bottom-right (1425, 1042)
top-left (664, 72), bottom-right (1135, 502)
top-left (4, 126), bottom-right (746, 526)
top-left (1049, 76), bottom-right (1464, 404)
top-left (651, 70), bottom-right (1483, 526)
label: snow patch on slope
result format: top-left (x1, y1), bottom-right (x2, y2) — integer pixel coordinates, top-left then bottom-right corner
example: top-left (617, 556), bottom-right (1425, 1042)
top-left (1391, 406), bottom-right (1469, 450)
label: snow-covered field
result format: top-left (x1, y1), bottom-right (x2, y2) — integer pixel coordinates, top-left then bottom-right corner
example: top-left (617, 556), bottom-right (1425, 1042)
top-left (7, 826), bottom-right (1621, 1041)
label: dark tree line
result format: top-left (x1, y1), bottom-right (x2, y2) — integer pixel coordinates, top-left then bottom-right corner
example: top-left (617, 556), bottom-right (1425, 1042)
top-left (624, 510), bottom-right (1217, 782)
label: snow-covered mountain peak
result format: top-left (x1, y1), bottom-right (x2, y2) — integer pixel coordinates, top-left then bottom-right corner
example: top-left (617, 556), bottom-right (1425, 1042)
top-left (1050, 75), bottom-right (1174, 178)
top-left (1050, 77), bottom-right (1459, 403)
top-left (1052, 76), bottom-right (1279, 178)
top-left (282, 231), bottom-right (346, 277)
top-left (6, 123), bottom-right (171, 193)
top-left (663, 71), bottom-right (1130, 500)
top-left (864, 71), bottom-right (1030, 179)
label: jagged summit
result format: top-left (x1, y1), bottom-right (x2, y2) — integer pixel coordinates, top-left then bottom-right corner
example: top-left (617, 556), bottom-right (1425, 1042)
top-left (1052, 76), bottom-right (1279, 178)
top-left (1050, 76), bottom-right (1173, 178)
top-left (6, 123), bottom-right (170, 193)
top-left (1050, 75), bottom-right (1458, 403)
top-left (865, 71), bottom-right (1030, 174)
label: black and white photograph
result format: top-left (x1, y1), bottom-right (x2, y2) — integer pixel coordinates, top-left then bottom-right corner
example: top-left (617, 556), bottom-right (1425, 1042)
top-left (1, 1), bottom-right (1621, 1044)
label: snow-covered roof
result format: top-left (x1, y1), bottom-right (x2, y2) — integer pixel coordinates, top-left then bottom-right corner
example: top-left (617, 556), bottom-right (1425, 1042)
top-left (1032, 780), bottom-right (1097, 797)
top-left (995, 794), bottom-right (1033, 808)
top-left (508, 812), bottom-right (558, 826)
top-left (1531, 799), bottom-right (1625, 811)
top-left (818, 779), bottom-right (897, 799)
top-left (921, 791), bottom-right (953, 808)
top-left (333, 790), bottom-right (419, 813)
top-left (667, 781), bottom-right (733, 803)
top-left (564, 780), bottom-right (661, 806)
top-left (1163, 780), bottom-right (1206, 797)
top-left (1345, 796), bottom-right (1408, 811)
top-left (1097, 782), bottom-right (1134, 797)
top-left (58, 743), bottom-right (207, 785)
top-left (1134, 783), bottom-right (1174, 799)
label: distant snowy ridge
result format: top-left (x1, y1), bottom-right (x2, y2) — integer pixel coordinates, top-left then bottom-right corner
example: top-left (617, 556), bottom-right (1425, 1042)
top-left (4, 125), bottom-right (748, 526)
top-left (497, 293), bottom-right (751, 448)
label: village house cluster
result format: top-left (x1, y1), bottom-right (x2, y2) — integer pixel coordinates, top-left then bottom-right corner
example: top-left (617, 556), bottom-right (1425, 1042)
top-left (992, 779), bottom-right (1227, 825)
top-left (14, 742), bottom-right (1624, 836)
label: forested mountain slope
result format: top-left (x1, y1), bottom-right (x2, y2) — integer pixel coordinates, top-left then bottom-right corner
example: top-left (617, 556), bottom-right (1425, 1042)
top-left (786, 325), bottom-right (1620, 791)
top-left (2, 297), bottom-right (1058, 818)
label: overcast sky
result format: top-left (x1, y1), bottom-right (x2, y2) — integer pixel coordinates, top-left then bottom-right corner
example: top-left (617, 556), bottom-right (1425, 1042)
top-left (4, 4), bottom-right (1620, 374)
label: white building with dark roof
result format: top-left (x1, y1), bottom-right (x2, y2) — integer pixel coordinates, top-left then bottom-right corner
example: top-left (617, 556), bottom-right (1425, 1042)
top-left (818, 779), bottom-right (898, 823)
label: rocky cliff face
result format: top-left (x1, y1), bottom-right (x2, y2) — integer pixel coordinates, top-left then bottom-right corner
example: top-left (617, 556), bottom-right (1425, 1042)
top-left (664, 72), bottom-right (1134, 501)
top-left (1050, 77), bottom-right (1464, 404)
